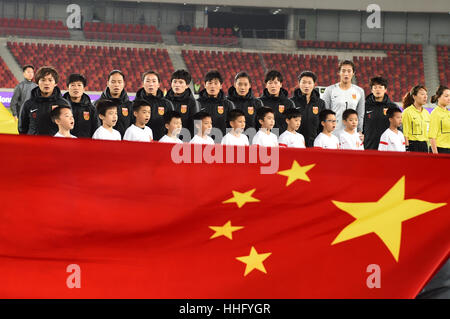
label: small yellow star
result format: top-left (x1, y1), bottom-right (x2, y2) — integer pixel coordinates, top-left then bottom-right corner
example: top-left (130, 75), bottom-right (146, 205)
top-left (209, 221), bottom-right (244, 240)
top-left (236, 246), bottom-right (272, 276)
top-left (222, 189), bottom-right (260, 208)
top-left (332, 176), bottom-right (447, 262)
top-left (277, 160), bottom-right (316, 186)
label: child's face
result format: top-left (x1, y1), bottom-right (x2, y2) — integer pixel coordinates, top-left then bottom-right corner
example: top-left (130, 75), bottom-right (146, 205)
top-left (134, 106), bottom-right (151, 126)
top-left (165, 117), bottom-right (182, 136)
top-left (259, 112), bottom-right (275, 130)
top-left (171, 78), bottom-right (188, 95)
top-left (230, 115), bottom-right (246, 134)
top-left (322, 114), bottom-right (336, 133)
top-left (100, 107), bottom-right (118, 128)
top-left (56, 108), bottom-right (74, 130)
top-left (390, 112), bottom-right (402, 128)
top-left (371, 84), bottom-right (387, 99)
top-left (286, 116), bottom-right (301, 131)
top-left (200, 117), bottom-right (212, 135)
top-left (343, 113), bottom-right (358, 131)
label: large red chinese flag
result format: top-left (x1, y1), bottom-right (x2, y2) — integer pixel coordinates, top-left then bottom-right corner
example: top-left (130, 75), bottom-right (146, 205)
top-left (0, 134), bottom-right (449, 298)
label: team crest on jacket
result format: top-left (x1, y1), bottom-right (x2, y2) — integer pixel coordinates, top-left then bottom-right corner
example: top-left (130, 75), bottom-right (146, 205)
top-left (279, 105), bottom-right (285, 113)
top-left (83, 111), bottom-right (90, 120)
top-left (312, 106), bottom-right (319, 115)
top-left (158, 107), bottom-right (165, 116)
top-left (218, 106), bottom-right (224, 114)
top-left (122, 107), bottom-right (128, 117)
top-left (352, 94), bottom-right (357, 100)
top-left (248, 106), bottom-right (254, 115)
top-left (383, 108), bottom-right (388, 116)
top-left (32, 112), bottom-right (37, 119)
top-left (180, 105), bottom-right (187, 114)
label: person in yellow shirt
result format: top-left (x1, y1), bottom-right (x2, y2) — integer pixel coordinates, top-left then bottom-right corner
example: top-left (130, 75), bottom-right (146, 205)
top-left (429, 85), bottom-right (450, 154)
top-left (401, 85), bottom-right (430, 152)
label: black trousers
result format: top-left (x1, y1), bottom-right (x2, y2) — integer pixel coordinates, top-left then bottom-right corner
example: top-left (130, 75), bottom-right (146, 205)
top-left (437, 147), bottom-right (450, 154)
top-left (408, 140), bottom-right (428, 153)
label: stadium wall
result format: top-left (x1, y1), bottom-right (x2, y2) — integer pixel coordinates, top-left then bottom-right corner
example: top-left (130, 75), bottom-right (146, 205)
top-left (0, 1), bottom-right (449, 44)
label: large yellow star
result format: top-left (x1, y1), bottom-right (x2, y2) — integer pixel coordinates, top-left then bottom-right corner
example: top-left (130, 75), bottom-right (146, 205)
top-left (209, 221), bottom-right (244, 240)
top-left (277, 160), bottom-right (316, 186)
top-left (331, 176), bottom-right (447, 262)
top-left (222, 189), bottom-right (260, 208)
top-left (236, 246), bottom-right (272, 276)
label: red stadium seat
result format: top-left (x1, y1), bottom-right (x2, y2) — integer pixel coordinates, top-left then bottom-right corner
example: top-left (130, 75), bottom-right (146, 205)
top-left (6, 42), bottom-right (174, 92)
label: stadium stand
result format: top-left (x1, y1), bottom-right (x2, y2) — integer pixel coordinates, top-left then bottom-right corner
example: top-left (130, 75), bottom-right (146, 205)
top-left (0, 56), bottom-right (18, 88)
top-left (436, 45), bottom-right (449, 86)
top-left (7, 42), bottom-right (174, 92)
top-left (176, 27), bottom-right (238, 46)
top-left (83, 22), bottom-right (163, 43)
top-left (297, 41), bottom-right (425, 101)
top-left (182, 49), bottom-right (266, 94)
top-left (0, 18), bottom-right (70, 39)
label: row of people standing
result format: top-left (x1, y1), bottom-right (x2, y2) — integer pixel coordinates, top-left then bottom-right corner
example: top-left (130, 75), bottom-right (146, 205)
top-left (13, 62), bottom-right (449, 153)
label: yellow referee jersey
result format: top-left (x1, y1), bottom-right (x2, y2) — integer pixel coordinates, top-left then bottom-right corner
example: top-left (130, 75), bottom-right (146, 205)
top-left (402, 105), bottom-right (431, 142)
top-left (429, 106), bottom-right (450, 148)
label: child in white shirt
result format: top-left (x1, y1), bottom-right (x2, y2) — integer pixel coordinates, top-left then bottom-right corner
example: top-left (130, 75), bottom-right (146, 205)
top-left (339, 109), bottom-right (364, 150)
top-left (190, 111), bottom-right (215, 145)
top-left (159, 111), bottom-right (183, 144)
top-left (252, 106), bottom-right (278, 147)
top-left (314, 109), bottom-right (340, 149)
top-left (221, 109), bottom-right (249, 146)
top-left (123, 99), bottom-right (153, 142)
top-left (278, 107), bottom-right (305, 148)
top-left (379, 108), bottom-right (406, 152)
top-left (51, 105), bottom-right (77, 138)
top-left (92, 99), bottom-right (121, 141)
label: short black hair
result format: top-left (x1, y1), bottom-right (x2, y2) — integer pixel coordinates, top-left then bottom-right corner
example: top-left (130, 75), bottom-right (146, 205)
top-left (142, 70), bottom-right (161, 83)
top-left (227, 109), bottom-right (245, 123)
top-left (298, 71), bottom-right (317, 83)
top-left (67, 73), bottom-right (87, 87)
top-left (234, 71), bottom-right (252, 85)
top-left (284, 107), bottom-right (302, 120)
top-left (192, 110), bottom-right (212, 121)
top-left (256, 106), bottom-right (274, 122)
top-left (22, 64), bottom-right (34, 72)
top-left (370, 76), bottom-right (388, 89)
top-left (264, 70), bottom-right (283, 83)
top-left (319, 109), bottom-right (336, 123)
top-left (108, 69), bottom-right (125, 81)
top-left (171, 69), bottom-right (191, 85)
top-left (164, 110), bottom-right (182, 125)
top-left (387, 107), bottom-right (402, 119)
top-left (338, 60), bottom-right (355, 72)
top-left (132, 99), bottom-right (151, 113)
top-left (204, 70), bottom-right (223, 84)
top-left (50, 105), bottom-right (72, 122)
top-left (96, 99), bottom-right (118, 116)
top-left (342, 109), bottom-right (358, 121)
